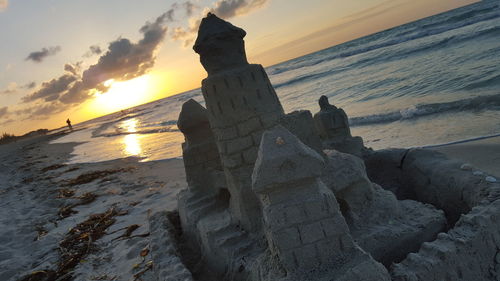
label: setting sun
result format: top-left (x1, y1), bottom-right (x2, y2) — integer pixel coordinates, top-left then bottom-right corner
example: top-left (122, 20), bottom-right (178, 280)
top-left (93, 75), bottom-right (151, 113)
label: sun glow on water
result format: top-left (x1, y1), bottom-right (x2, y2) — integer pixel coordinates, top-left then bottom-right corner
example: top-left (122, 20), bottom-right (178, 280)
top-left (123, 134), bottom-right (142, 156)
top-left (121, 118), bottom-right (142, 157)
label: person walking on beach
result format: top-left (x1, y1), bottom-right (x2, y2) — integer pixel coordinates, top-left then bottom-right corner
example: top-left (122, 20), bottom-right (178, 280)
top-left (66, 118), bottom-right (73, 131)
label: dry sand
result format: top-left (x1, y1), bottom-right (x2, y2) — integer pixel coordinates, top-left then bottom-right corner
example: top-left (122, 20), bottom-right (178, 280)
top-left (0, 133), bottom-right (186, 281)
top-left (428, 136), bottom-right (500, 178)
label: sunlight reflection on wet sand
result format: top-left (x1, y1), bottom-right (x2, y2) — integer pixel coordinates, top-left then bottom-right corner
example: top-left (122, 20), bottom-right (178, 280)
top-left (122, 118), bottom-right (142, 157)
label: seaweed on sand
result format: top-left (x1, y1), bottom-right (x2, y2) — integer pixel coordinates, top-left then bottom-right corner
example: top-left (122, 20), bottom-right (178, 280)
top-left (41, 164), bottom-right (66, 173)
top-left (19, 208), bottom-right (125, 281)
top-left (78, 192), bottom-right (97, 204)
top-left (64, 168), bottom-right (134, 186)
top-left (57, 192), bottom-right (98, 219)
top-left (57, 188), bottom-right (75, 198)
top-left (58, 206), bottom-right (78, 219)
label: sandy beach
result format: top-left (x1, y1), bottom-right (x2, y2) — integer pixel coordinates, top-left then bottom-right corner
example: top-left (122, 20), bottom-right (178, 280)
top-left (0, 133), bottom-right (187, 281)
top-left (0, 130), bottom-right (497, 280)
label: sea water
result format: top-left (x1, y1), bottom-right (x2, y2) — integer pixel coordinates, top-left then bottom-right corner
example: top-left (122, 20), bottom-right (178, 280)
top-left (52, 0), bottom-right (500, 163)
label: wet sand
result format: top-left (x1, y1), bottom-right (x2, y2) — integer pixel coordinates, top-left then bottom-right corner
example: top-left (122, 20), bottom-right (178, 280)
top-left (428, 136), bottom-right (500, 178)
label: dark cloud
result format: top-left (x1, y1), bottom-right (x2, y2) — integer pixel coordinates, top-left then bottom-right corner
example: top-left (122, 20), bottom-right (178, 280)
top-left (64, 62), bottom-right (82, 76)
top-left (81, 13), bottom-right (168, 92)
top-left (22, 74), bottom-right (77, 103)
top-left (89, 45), bottom-right (102, 55)
top-left (170, 0), bottom-right (268, 46)
top-left (0, 106), bottom-right (8, 118)
top-left (59, 81), bottom-right (92, 104)
top-left (211, 0), bottom-right (268, 19)
top-left (165, 7), bottom-right (176, 22)
top-left (16, 1), bottom-right (267, 117)
top-left (23, 81), bottom-right (37, 89)
top-left (84, 45), bottom-right (103, 57)
top-left (26, 46), bottom-right (61, 63)
top-left (19, 12), bottom-right (170, 108)
top-left (183, 1), bottom-right (199, 16)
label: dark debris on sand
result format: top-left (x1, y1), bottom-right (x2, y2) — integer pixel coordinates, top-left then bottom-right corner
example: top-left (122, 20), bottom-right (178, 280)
top-left (19, 208), bottom-right (126, 281)
top-left (41, 164), bottom-right (66, 173)
top-left (57, 192), bottom-right (98, 219)
top-left (63, 168), bottom-right (134, 186)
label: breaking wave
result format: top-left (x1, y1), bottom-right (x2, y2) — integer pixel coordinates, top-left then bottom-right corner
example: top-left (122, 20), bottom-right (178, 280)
top-left (350, 94), bottom-right (500, 126)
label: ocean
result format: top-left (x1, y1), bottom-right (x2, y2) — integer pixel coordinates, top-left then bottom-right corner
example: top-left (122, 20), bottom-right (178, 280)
top-left (52, 0), bottom-right (500, 164)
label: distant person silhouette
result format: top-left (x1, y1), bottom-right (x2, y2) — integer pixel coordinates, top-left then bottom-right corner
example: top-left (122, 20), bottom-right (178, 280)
top-left (66, 118), bottom-right (73, 131)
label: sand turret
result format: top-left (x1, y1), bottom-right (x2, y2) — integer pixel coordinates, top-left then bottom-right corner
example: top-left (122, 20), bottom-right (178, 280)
top-left (194, 13), bottom-right (249, 75)
top-left (195, 13), bottom-right (284, 231)
top-left (314, 95), bottom-right (366, 156)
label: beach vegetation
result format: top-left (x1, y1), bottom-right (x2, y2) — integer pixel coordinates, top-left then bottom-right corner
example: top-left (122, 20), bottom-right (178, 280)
top-left (0, 132), bottom-right (16, 144)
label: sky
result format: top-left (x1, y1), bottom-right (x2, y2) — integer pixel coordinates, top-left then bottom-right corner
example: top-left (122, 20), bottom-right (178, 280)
top-left (0, 0), bottom-right (478, 135)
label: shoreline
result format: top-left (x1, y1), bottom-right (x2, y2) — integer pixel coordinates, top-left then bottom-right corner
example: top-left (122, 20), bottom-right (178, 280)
top-left (1, 131), bottom-right (498, 280)
top-left (426, 135), bottom-right (500, 178)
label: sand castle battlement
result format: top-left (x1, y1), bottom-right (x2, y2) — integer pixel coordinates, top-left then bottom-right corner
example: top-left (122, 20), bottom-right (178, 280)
top-left (172, 13), bottom-right (500, 281)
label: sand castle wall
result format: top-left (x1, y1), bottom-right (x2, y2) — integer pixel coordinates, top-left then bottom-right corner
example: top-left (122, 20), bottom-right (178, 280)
top-left (201, 63), bottom-right (285, 231)
top-left (391, 199), bottom-right (500, 281)
top-left (365, 148), bottom-right (498, 223)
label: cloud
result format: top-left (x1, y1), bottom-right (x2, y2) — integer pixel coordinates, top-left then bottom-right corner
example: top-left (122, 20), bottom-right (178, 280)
top-left (211, 0), bottom-right (268, 19)
top-left (18, 12), bottom-right (171, 109)
top-left (84, 45), bottom-right (103, 57)
top-left (0, 106), bottom-right (8, 118)
top-left (183, 1), bottom-right (199, 16)
top-left (11, 100), bottom-right (68, 120)
top-left (0, 0), bottom-right (7, 12)
top-left (29, 102), bottom-right (66, 119)
top-left (0, 81), bottom-right (37, 95)
top-left (165, 7), bottom-right (177, 22)
top-left (26, 46), bottom-right (61, 63)
top-left (59, 81), bottom-right (91, 104)
top-left (80, 13), bottom-right (169, 93)
top-left (64, 62), bottom-right (82, 75)
top-left (24, 81), bottom-right (37, 89)
top-left (0, 118), bottom-right (14, 127)
top-left (170, 0), bottom-right (269, 46)
top-left (0, 82), bottom-right (18, 95)
top-left (15, 0), bottom-right (266, 119)
top-left (22, 74), bottom-right (77, 103)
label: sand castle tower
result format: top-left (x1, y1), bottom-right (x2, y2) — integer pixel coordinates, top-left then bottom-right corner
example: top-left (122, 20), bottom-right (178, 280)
top-left (252, 126), bottom-right (391, 280)
top-left (193, 13), bottom-right (285, 231)
top-left (177, 99), bottom-right (223, 191)
top-left (314, 95), bottom-right (365, 156)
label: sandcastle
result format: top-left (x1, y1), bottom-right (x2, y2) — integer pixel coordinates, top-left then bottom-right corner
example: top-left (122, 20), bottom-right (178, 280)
top-left (313, 95), bottom-right (366, 157)
top-left (172, 13), bottom-right (500, 281)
